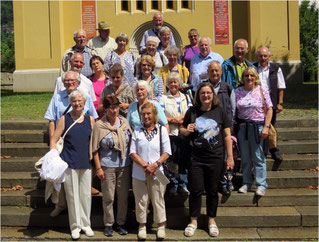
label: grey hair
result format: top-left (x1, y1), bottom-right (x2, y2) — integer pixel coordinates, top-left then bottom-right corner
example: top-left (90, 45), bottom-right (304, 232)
top-left (153, 12), bottom-right (163, 19)
top-left (167, 72), bottom-right (183, 86)
top-left (68, 90), bottom-right (87, 104)
top-left (164, 45), bottom-right (180, 58)
top-left (146, 36), bottom-right (160, 47)
top-left (115, 32), bottom-right (129, 44)
top-left (70, 52), bottom-right (84, 62)
top-left (73, 29), bottom-right (86, 38)
top-left (134, 80), bottom-right (151, 95)
top-left (207, 60), bottom-right (222, 71)
top-left (257, 46), bottom-right (271, 56)
top-left (188, 28), bottom-right (199, 36)
top-left (159, 26), bottom-right (171, 36)
top-left (234, 38), bottom-right (249, 49)
top-left (199, 36), bottom-right (212, 46)
top-left (62, 71), bottom-right (81, 84)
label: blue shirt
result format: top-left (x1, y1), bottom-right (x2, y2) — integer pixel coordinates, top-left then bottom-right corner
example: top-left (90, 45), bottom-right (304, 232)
top-left (127, 100), bottom-right (168, 130)
top-left (72, 46), bottom-right (93, 78)
top-left (99, 118), bottom-right (131, 167)
top-left (44, 89), bottom-right (98, 123)
top-left (190, 51), bottom-right (224, 91)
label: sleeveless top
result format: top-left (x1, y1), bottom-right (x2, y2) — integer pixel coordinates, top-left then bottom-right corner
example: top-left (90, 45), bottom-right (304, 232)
top-left (60, 113), bottom-right (92, 169)
top-left (183, 45), bottom-right (200, 70)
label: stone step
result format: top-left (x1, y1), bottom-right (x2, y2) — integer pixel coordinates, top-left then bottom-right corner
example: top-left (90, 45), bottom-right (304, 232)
top-left (2, 188), bottom-right (317, 208)
top-left (1, 226), bottom-right (318, 241)
top-left (276, 117), bottom-right (318, 128)
top-left (1, 130), bottom-right (49, 143)
top-left (2, 205), bottom-right (317, 228)
top-left (1, 170), bottom-right (317, 190)
top-left (277, 127), bottom-right (318, 141)
top-left (278, 140), bottom-right (318, 154)
top-left (1, 154), bottom-right (317, 173)
top-left (1, 143), bottom-right (49, 157)
top-left (1, 120), bottom-right (48, 130)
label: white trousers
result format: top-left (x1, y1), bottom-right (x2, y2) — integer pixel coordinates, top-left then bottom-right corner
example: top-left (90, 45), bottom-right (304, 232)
top-left (64, 168), bottom-right (92, 233)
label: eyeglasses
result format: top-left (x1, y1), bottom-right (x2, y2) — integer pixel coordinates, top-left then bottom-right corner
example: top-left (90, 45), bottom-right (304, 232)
top-left (64, 79), bottom-right (78, 83)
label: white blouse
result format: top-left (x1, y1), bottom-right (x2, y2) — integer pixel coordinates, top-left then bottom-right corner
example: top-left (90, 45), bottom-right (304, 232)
top-left (130, 124), bottom-right (171, 181)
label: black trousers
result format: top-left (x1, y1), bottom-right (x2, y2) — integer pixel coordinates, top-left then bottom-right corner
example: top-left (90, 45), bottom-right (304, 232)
top-left (188, 157), bottom-right (223, 218)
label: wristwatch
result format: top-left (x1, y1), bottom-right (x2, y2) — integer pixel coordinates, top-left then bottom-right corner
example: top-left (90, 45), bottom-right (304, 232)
top-left (156, 161), bottom-right (162, 167)
top-left (279, 102), bottom-right (283, 105)
top-left (265, 124), bottom-right (271, 128)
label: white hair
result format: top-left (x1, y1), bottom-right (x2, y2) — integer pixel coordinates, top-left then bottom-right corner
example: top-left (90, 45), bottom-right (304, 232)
top-left (167, 72), bottom-right (182, 86)
top-left (73, 29), bottom-right (86, 38)
top-left (134, 80), bottom-right (151, 95)
top-left (159, 26), bottom-right (171, 36)
top-left (164, 45), bottom-right (180, 58)
top-left (199, 37), bottom-right (212, 46)
top-left (234, 39), bottom-right (249, 49)
top-left (146, 36), bottom-right (160, 47)
top-left (62, 71), bottom-right (81, 84)
top-left (68, 90), bottom-right (87, 103)
top-left (257, 46), bottom-right (271, 56)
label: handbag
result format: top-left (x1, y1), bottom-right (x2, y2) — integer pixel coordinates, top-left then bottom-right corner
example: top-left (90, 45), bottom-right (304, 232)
top-left (159, 125), bottom-right (174, 179)
top-left (259, 87), bottom-right (277, 149)
top-left (35, 114), bottom-right (84, 173)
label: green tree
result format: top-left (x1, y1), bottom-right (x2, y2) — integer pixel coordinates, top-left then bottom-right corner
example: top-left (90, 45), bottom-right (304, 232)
top-left (299, 0), bottom-right (318, 82)
top-left (1, 1), bottom-right (15, 72)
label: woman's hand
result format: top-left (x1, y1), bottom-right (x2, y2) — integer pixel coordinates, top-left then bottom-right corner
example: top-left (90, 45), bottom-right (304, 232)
top-left (144, 163), bottom-right (157, 176)
top-left (187, 123), bottom-right (196, 133)
top-left (261, 126), bottom-right (269, 140)
top-left (95, 167), bottom-right (105, 180)
top-left (226, 156), bottom-right (234, 170)
top-left (119, 102), bottom-right (130, 110)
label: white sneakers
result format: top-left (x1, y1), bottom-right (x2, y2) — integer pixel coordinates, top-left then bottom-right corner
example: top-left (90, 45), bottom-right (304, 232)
top-left (82, 227), bottom-right (94, 237)
top-left (138, 225), bottom-right (147, 240)
top-left (238, 185), bottom-right (249, 194)
top-left (157, 225), bottom-right (166, 239)
top-left (71, 230), bottom-right (80, 240)
top-left (256, 186), bottom-right (266, 196)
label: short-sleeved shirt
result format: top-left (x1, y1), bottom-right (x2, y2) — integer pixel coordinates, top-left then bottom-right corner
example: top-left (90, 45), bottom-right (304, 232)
top-left (127, 100), bottom-right (168, 130)
top-left (235, 86), bottom-right (273, 122)
top-left (182, 106), bottom-right (231, 161)
top-left (99, 118), bottom-right (131, 167)
top-left (44, 89), bottom-right (98, 123)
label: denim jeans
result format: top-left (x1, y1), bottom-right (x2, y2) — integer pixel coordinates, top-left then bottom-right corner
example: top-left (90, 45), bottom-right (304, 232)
top-left (238, 123), bottom-right (268, 189)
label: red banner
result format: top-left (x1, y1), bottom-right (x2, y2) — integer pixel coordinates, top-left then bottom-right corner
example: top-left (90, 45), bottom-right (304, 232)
top-left (82, 0), bottom-right (97, 40)
top-left (213, 0), bottom-right (230, 45)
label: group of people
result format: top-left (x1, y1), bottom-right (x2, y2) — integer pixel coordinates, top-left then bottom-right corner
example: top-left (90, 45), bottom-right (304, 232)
top-left (44, 12), bottom-right (286, 240)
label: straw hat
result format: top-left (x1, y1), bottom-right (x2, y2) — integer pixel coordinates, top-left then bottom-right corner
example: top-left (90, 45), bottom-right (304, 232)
top-left (96, 21), bottom-right (112, 30)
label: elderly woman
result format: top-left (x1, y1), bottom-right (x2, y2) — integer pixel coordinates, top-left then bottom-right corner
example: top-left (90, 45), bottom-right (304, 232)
top-left (130, 102), bottom-right (172, 240)
top-left (89, 55), bottom-right (109, 118)
top-left (157, 26), bottom-right (171, 58)
top-left (104, 33), bottom-right (136, 87)
top-left (181, 29), bottom-right (200, 70)
top-left (132, 55), bottom-right (164, 102)
top-left (98, 63), bottom-right (134, 117)
top-left (127, 80), bottom-right (168, 131)
top-left (160, 73), bottom-right (192, 196)
top-left (137, 36), bottom-right (168, 75)
top-left (158, 45), bottom-right (190, 93)
top-left (180, 82), bottom-right (234, 237)
top-left (235, 67), bottom-right (273, 196)
top-left (91, 96), bottom-right (132, 237)
top-left (50, 90), bottom-right (95, 240)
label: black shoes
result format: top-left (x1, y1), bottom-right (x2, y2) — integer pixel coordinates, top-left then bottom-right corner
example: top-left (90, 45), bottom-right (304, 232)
top-left (271, 152), bottom-right (283, 162)
top-left (178, 186), bottom-right (190, 195)
top-left (103, 226), bottom-right (113, 237)
top-left (220, 186), bottom-right (231, 195)
top-left (116, 225), bottom-right (128, 235)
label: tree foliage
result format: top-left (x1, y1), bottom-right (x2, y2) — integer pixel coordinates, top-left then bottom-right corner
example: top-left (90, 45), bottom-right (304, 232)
top-left (299, 0), bottom-right (318, 82)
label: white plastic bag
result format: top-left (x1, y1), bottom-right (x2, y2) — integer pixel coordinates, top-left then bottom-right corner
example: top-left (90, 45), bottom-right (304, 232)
top-left (40, 149), bottom-right (68, 191)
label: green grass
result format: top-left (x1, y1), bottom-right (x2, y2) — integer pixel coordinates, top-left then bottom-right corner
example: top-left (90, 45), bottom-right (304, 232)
top-left (1, 83), bottom-right (318, 120)
top-left (1, 90), bottom-right (53, 120)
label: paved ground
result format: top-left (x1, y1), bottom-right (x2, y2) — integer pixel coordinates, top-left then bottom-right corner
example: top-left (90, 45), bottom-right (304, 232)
top-left (1, 226), bottom-right (318, 241)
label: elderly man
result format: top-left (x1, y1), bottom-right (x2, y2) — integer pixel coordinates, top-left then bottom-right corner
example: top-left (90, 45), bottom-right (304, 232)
top-left (221, 39), bottom-right (255, 89)
top-left (204, 61), bottom-right (235, 195)
top-left (44, 71), bottom-right (98, 218)
top-left (139, 13), bottom-right (176, 54)
top-left (255, 46), bottom-right (286, 162)
top-left (88, 21), bottom-right (117, 60)
top-left (190, 37), bottom-right (224, 91)
top-left (60, 29), bottom-right (93, 78)
top-left (54, 52), bottom-right (96, 102)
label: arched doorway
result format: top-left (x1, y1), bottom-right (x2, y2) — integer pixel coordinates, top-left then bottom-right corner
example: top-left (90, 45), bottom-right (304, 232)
top-left (129, 21), bottom-right (182, 55)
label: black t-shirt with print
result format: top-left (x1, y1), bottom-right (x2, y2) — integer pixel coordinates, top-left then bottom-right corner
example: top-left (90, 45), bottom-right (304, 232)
top-left (182, 106), bottom-right (231, 162)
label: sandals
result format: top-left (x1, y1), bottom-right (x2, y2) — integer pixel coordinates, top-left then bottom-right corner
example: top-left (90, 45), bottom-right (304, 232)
top-left (208, 224), bottom-right (219, 237)
top-left (184, 223), bottom-right (197, 237)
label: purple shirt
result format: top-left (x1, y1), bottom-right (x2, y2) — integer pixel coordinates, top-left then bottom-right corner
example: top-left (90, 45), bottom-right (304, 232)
top-left (183, 45), bottom-right (200, 70)
top-left (235, 86), bottom-right (273, 122)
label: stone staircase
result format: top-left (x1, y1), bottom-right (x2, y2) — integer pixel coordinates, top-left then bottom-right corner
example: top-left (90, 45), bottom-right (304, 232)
top-left (1, 117), bottom-right (318, 240)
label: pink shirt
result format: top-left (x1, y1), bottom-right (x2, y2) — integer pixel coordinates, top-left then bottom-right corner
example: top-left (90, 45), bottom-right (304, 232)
top-left (235, 86), bottom-right (273, 122)
top-left (92, 76), bottom-right (107, 111)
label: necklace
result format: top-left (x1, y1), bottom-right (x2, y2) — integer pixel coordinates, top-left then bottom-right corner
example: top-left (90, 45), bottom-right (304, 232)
top-left (142, 126), bottom-right (157, 141)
